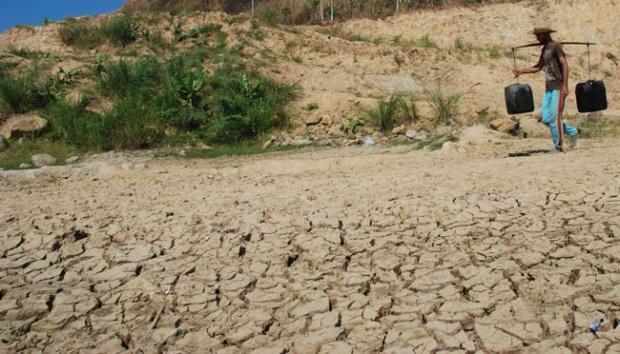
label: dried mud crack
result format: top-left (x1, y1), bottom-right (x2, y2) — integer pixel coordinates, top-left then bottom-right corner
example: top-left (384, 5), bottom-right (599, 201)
top-left (1, 140), bottom-right (620, 353)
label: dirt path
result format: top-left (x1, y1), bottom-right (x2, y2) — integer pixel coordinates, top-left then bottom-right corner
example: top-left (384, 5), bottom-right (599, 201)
top-left (1, 138), bottom-right (620, 353)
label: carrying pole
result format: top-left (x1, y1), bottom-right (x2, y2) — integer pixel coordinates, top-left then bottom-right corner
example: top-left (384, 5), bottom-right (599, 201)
top-left (512, 48), bottom-right (518, 83)
top-left (587, 43), bottom-right (592, 78)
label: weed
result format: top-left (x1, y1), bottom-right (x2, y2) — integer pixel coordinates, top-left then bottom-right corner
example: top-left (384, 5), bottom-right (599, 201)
top-left (292, 56), bottom-right (303, 64)
top-left (305, 102), bottom-right (319, 111)
top-left (207, 71), bottom-right (298, 144)
top-left (416, 35), bottom-right (438, 49)
top-left (398, 95), bottom-right (418, 123)
top-left (96, 57), bottom-right (161, 98)
top-left (340, 116), bottom-right (364, 134)
top-left (488, 46), bottom-right (501, 59)
top-left (428, 90), bottom-right (460, 125)
top-left (58, 22), bottom-right (104, 49)
top-left (0, 139), bottom-right (75, 170)
top-left (102, 15), bottom-right (137, 47)
top-left (0, 71), bottom-right (38, 114)
top-left (368, 96), bottom-right (401, 133)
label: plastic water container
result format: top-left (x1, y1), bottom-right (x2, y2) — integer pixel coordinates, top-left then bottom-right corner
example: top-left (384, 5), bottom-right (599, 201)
top-left (505, 83), bottom-right (535, 115)
top-left (576, 80), bottom-right (608, 113)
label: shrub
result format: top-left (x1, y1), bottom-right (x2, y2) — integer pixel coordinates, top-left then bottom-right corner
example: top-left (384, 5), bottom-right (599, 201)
top-left (207, 72), bottom-right (298, 144)
top-left (102, 15), bottom-right (137, 47)
top-left (429, 90), bottom-right (460, 125)
top-left (102, 97), bottom-right (161, 149)
top-left (97, 57), bottom-right (161, 98)
top-left (416, 35), bottom-right (438, 49)
top-left (58, 22), bottom-right (103, 49)
top-left (399, 95), bottom-right (418, 123)
top-left (368, 96), bottom-right (401, 133)
top-left (0, 72), bottom-right (38, 114)
top-left (48, 97), bottom-right (106, 148)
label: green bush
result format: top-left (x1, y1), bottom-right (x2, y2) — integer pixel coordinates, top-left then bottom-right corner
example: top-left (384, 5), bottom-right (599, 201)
top-left (399, 95), bottom-right (418, 123)
top-left (207, 71), bottom-right (298, 144)
top-left (103, 97), bottom-right (161, 149)
top-left (0, 72), bottom-right (38, 114)
top-left (429, 90), bottom-right (460, 125)
top-left (368, 96), bottom-right (401, 133)
top-left (48, 97), bottom-right (105, 148)
top-left (97, 57), bottom-right (161, 98)
top-left (58, 22), bottom-right (103, 49)
top-left (102, 15), bottom-right (137, 47)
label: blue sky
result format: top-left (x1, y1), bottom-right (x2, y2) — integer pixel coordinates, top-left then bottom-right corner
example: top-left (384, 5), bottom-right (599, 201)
top-left (0, 0), bottom-right (124, 32)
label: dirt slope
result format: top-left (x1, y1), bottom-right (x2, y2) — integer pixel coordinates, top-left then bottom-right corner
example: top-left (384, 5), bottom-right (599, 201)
top-left (0, 0), bottom-right (617, 141)
top-left (1, 137), bottom-right (620, 352)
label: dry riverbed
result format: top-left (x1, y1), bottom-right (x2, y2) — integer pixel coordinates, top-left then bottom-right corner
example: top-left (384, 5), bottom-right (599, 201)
top-left (1, 137), bottom-right (620, 353)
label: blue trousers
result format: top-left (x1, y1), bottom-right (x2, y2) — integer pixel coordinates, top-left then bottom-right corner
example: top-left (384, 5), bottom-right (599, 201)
top-left (541, 89), bottom-right (578, 150)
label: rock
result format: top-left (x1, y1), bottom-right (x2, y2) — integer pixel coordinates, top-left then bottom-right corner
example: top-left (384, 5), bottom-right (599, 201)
top-left (305, 116), bottom-right (322, 126)
top-left (441, 141), bottom-right (462, 153)
top-left (65, 156), bottom-right (79, 163)
top-left (262, 139), bottom-right (273, 149)
top-left (19, 163), bottom-right (33, 169)
top-left (405, 129), bottom-right (417, 139)
top-left (416, 131), bottom-right (429, 140)
top-left (291, 139), bottom-right (312, 147)
top-left (321, 115), bottom-right (334, 126)
top-left (392, 125), bottom-right (406, 135)
top-left (490, 117), bottom-right (517, 134)
top-left (519, 117), bottom-right (548, 138)
top-left (0, 135), bottom-right (7, 151)
top-left (0, 114), bottom-right (48, 139)
top-left (31, 154), bottom-right (56, 167)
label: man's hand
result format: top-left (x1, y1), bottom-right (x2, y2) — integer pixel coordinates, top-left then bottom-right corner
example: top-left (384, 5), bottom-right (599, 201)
top-left (512, 69), bottom-right (521, 78)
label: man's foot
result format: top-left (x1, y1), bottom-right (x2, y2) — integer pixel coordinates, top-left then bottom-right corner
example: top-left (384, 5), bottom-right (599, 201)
top-left (551, 146), bottom-right (564, 154)
top-left (570, 134), bottom-right (578, 149)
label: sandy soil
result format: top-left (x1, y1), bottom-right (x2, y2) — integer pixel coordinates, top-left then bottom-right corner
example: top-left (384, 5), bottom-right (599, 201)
top-left (1, 137), bottom-right (620, 353)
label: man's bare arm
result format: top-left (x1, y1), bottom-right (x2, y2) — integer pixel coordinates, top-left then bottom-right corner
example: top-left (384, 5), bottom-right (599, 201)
top-left (513, 66), bottom-right (542, 77)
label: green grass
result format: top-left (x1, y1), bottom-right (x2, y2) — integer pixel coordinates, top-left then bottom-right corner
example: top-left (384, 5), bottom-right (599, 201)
top-left (102, 15), bottom-right (137, 47)
top-left (391, 135), bottom-right (456, 151)
top-left (572, 116), bottom-right (620, 138)
top-left (58, 22), bottom-right (104, 49)
top-left (368, 96), bottom-right (401, 133)
top-left (428, 90), bottom-right (461, 125)
top-left (97, 57), bottom-right (161, 98)
top-left (415, 35), bottom-right (438, 49)
top-left (0, 139), bottom-right (76, 170)
top-left (0, 71), bottom-right (38, 114)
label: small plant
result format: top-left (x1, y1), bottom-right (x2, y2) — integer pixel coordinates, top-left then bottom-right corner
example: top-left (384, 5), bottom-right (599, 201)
top-left (348, 34), bottom-right (370, 42)
top-left (58, 22), bottom-right (103, 49)
top-left (368, 96), bottom-right (401, 133)
top-left (398, 95), bottom-right (418, 123)
top-left (0, 71), bottom-right (38, 114)
top-left (305, 102), bottom-right (319, 111)
top-left (428, 89), bottom-right (460, 125)
top-left (96, 57), bottom-right (161, 98)
top-left (488, 46), bottom-right (501, 59)
top-left (102, 15), bottom-right (137, 47)
top-left (292, 56), bottom-right (303, 64)
top-left (416, 35), bottom-right (438, 49)
top-left (340, 116), bottom-right (364, 134)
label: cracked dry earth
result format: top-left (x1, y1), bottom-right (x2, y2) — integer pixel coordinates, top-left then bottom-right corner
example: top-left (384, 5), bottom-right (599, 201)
top-left (1, 139), bottom-right (620, 354)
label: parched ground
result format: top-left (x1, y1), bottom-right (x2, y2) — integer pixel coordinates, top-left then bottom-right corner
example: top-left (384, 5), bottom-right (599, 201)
top-left (1, 138), bottom-right (620, 353)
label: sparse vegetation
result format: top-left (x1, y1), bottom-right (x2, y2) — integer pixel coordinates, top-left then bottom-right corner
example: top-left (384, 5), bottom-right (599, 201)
top-left (368, 96), bottom-right (402, 133)
top-left (306, 102), bottom-right (319, 111)
top-left (0, 71), bottom-right (40, 114)
top-left (0, 139), bottom-right (75, 170)
top-left (428, 89), bottom-right (461, 125)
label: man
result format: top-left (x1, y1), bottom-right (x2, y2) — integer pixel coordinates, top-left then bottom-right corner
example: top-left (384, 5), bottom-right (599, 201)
top-left (513, 27), bottom-right (578, 152)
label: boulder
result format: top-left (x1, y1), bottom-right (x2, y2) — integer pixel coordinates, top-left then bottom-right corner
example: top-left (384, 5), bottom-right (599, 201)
top-left (65, 156), bottom-right (80, 163)
top-left (19, 163), bottom-right (33, 169)
top-left (405, 129), bottom-right (417, 139)
top-left (1, 114), bottom-right (48, 139)
top-left (31, 154), bottom-right (57, 167)
top-left (392, 125), bottom-right (406, 135)
top-left (489, 117), bottom-right (517, 134)
top-left (305, 116), bottom-right (323, 126)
